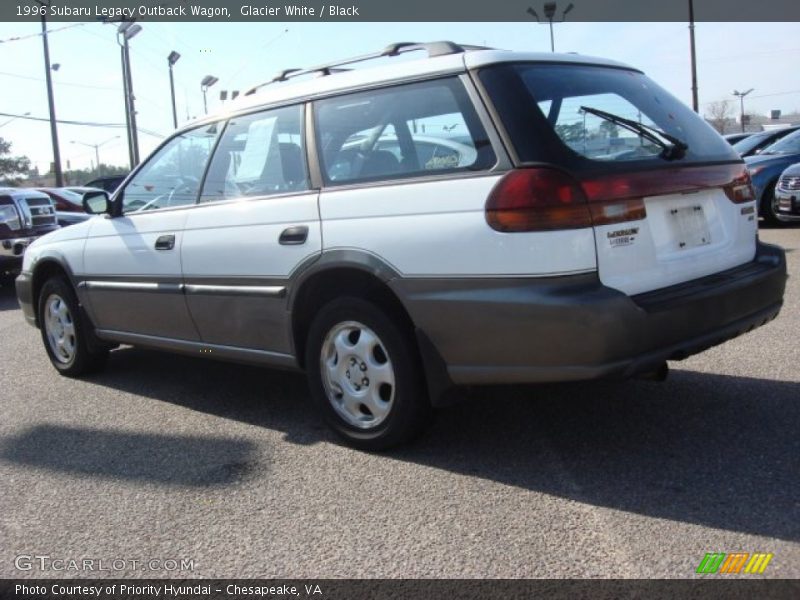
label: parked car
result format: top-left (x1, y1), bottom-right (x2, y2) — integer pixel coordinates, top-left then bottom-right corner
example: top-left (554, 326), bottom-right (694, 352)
top-left (36, 187), bottom-right (85, 212)
top-left (774, 162), bottom-right (800, 222)
top-left (723, 132), bottom-right (752, 145)
top-left (36, 187), bottom-right (94, 227)
top-left (0, 188), bottom-right (58, 286)
top-left (733, 126), bottom-right (800, 158)
top-left (744, 128), bottom-right (800, 224)
top-left (83, 175), bottom-right (127, 194)
top-left (65, 185), bottom-right (105, 197)
top-left (15, 42), bottom-right (787, 448)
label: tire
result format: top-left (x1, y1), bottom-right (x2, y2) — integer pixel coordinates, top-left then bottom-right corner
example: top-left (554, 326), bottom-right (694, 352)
top-left (760, 181), bottom-right (785, 227)
top-left (38, 276), bottom-right (108, 377)
top-left (305, 296), bottom-right (431, 450)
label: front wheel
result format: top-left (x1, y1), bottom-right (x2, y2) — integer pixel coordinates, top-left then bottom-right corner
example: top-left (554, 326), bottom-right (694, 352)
top-left (305, 297), bottom-right (431, 450)
top-left (38, 277), bottom-right (108, 376)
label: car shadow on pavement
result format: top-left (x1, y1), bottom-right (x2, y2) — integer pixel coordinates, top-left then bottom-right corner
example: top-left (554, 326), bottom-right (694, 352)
top-left (0, 282), bottom-right (19, 311)
top-left (0, 424), bottom-right (258, 487)
top-left (54, 347), bottom-right (799, 541)
top-left (399, 370), bottom-right (800, 543)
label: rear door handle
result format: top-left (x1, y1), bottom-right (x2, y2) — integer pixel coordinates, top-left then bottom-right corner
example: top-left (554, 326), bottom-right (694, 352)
top-left (155, 234), bottom-right (175, 250)
top-left (279, 226), bottom-right (308, 245)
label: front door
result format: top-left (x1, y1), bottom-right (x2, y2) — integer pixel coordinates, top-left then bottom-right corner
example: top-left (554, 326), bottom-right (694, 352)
top-left (81, 123), bottom-right (221, 340)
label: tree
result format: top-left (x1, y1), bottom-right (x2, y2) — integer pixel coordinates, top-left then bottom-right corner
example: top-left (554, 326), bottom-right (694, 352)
top-left (706, 100), bottom-right (733, 134)
top-left (0, 137), bottom-right (31, 186)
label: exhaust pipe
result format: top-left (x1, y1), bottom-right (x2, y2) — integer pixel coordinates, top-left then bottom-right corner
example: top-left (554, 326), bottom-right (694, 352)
top-left (636, 362), bottom-right (669, 382)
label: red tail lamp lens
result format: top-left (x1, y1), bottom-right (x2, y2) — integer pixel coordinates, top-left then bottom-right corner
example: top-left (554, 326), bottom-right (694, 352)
top-left (485, 168), bottom-right (592, 232)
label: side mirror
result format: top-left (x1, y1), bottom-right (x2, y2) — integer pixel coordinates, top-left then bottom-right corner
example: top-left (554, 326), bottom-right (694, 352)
top-left (82, 190), bottom-right (111, 215)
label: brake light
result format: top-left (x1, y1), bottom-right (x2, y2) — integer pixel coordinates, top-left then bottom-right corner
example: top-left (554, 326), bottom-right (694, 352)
top-left (723, 170), bottom-right (755, 203)
top-left (485, 168), bottom-right (591, 232)
top-left (486, 164), bottom-right (752, 233)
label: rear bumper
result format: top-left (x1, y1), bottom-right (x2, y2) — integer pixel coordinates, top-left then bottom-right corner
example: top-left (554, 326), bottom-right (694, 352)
top-left (394, 241), bottom-right (787, 385)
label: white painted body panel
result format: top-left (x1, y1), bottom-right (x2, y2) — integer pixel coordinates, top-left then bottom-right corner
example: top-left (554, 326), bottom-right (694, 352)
top-left (595, 191), bottom-right (757, 295)
top-left (180, 193), bottom-right (322, 278)
top-left (21, 218), bottom-right (93, 275)
top-left (83, 211), bottom-right (189, 277)
top-left (320, 175), bottom-right (597, 277)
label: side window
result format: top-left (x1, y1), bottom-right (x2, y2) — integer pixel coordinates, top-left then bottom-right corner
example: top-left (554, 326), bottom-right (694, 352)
top-left (314, 78), bottom-right (495, 185)
top-left (200, 104), bottom-right (307, 203)
top-left (122, 123), bottom-right (219, 213)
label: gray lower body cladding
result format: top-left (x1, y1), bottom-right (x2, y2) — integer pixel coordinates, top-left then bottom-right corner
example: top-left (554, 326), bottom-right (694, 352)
top-left (17, 242), bottom-right (787, 392)
top-left (391, 241), bottom-right (787, 385)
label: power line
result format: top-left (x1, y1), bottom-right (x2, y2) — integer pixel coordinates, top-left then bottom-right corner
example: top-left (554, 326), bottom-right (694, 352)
top-left (0, 69), bottom-right (119, 91)
top-left (0, 111), bottom-right (166, 138)
top-left (0, 22), bottom-right (88, 45)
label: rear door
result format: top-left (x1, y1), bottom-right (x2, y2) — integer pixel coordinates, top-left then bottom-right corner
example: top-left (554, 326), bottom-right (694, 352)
top-left (180, 104), bottom-right (320, 355)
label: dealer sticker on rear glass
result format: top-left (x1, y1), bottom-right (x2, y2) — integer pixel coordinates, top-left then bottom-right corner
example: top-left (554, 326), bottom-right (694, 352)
top-left (607, 226), bottom-right (639, 247)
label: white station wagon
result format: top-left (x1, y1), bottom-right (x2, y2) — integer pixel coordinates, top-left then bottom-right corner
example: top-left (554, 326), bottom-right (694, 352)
top-left (16, 42), bottom-right (787, 448)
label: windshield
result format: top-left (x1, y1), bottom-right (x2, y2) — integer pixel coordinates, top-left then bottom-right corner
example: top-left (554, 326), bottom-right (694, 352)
top-left (732, 132), bottom-right (771, 155)
top-left (479, 63), bottom-right (739, 169)
top-left (759, 129), bottom-right (800, 155)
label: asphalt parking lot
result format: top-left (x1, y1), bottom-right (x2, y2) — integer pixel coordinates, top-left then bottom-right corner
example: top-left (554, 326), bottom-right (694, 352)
top-left (0, 227), bottom-right (798, 579)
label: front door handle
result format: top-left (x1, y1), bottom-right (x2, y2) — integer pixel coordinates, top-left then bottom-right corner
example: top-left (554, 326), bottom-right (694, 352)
top-left (279, 226), bottom-right (308, 245)
top-left (155, 234), bottom-right (175, 250)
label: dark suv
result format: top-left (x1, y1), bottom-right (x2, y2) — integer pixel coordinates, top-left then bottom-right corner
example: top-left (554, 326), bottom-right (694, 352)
top-left (0, 188), bottom-right (59, 286)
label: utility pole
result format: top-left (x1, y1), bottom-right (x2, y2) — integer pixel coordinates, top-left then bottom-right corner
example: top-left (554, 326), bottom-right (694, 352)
top-left (118, 22), bottom-right (141, 167)
top-left (733, 89), bottom-right (754, 133)
top-left (688, 0), bottom-right (699, 112)
top-left (37, 3), bottom-right (63, 186)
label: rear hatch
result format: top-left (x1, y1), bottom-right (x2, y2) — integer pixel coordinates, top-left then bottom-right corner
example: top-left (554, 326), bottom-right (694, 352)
top-left (477, 60), bottom-right (757, 295)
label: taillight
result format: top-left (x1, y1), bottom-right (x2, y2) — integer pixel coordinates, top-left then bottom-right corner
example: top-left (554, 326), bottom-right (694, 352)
top-left (723, 169), bottom-right (755, 203)
top-left (486, 164), bottom-right (754, 233)
top-left (485, 168), bottom-right (592, 232)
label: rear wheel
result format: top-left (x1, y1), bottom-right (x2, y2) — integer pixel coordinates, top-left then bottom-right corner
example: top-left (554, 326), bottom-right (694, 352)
top-left (305, 296), bottom-right (431, 450)
top-left (760, 181), bottom-right (785, 227)
top-left (39, 277), bottom-right (108, 376)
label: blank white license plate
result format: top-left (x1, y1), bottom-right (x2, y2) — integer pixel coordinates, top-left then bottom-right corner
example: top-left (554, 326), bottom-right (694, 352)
top-left (669, 205), bottom-right (711, 250)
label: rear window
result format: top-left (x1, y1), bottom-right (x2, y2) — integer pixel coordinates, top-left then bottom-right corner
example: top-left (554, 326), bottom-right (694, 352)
top-left (480, 63), bottom-right (739, 170)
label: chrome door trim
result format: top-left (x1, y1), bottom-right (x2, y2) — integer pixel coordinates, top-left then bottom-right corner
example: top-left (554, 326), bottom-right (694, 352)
top-left (79, 281), bottom-right (183, 293)
top-left (184, 284), bottom-right (286, 298)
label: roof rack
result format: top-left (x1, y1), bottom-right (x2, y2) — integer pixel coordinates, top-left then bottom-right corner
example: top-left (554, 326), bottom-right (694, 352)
top-left (244, 41), bottom-right (490, 96)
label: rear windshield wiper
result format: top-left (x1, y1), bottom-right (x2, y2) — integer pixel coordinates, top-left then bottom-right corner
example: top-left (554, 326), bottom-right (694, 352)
top-left (579, 105), bottom-right (688, 160)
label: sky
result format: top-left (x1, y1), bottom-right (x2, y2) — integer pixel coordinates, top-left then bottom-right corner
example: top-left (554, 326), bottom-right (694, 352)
top-left (0, 21), bottom-right (798, 173)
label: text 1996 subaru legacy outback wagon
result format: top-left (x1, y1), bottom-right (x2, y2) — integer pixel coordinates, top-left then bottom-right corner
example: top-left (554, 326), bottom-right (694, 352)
top-left (16, 42), bottom-right (787, 449)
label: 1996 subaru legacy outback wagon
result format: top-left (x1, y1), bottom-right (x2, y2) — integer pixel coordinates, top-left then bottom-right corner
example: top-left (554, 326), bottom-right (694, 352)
top-left (16, 42), bottom-right (787, 449)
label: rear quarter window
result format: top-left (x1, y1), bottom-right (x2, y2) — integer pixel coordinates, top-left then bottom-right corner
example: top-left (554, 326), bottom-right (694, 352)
top-left (313, 77), bottom-right (496, 185)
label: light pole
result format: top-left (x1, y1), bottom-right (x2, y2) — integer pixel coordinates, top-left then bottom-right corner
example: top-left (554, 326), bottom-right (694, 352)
top-left (0, 112), bottom-right (31, 129)
top-left (733, 88), bottom-right (754, 133)
top-left (527, 2), bottom-right (574, 52)
top-left (688, 0), bottom-right (699, 112)
top-left (200, 75), bottom-right (219, 115)
top-left (167, 51), bottom-right (180, 129)
top-left (70, 136), bottom-right (120, 170)
top-left (35, 1), bottom-right (63, 186)
top-left (118, 21), bottom-right (142, 168)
